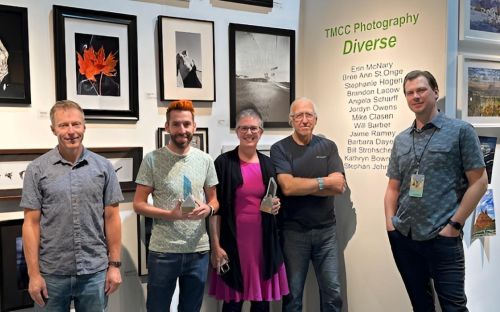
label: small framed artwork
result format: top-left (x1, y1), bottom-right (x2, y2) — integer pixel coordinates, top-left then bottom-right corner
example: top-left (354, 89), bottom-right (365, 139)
top-left (156, 127), bottom-right (208, 152)
top-left (53, 5), bottom-right (139, 121)
top-left (460, 0), bottom-right (500, 43)
top-left (457, 54), bottom-right (500, 127)
top-left (0, 147), bottom-right (143, 200)
top-left (0, 219), bottom-right (33, 312)
top-left (229, 23), bottom-right (295, 128)
top-left (221, 0), bottom-right (273, 7)
top-left (158, 16), bottom-right (215, 102)
top-left (0, 4), bottom-right (31, 105)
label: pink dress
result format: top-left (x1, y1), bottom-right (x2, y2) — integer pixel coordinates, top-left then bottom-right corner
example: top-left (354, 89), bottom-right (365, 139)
top-left (209, 161), bottom-right (289, 301)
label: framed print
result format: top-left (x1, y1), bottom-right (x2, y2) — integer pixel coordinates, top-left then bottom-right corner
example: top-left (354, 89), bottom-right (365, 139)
top-left (53, 6), bottom-right (139, 121)
top-left (156, 127), bottom-right (208, 152)
top-left (0, 219), bottom-right (33, 312)
top-left (137, 214), bottom-right (152, 276)
top-left (0, 147), bottom-right (142, 200)
top-left (0, 4), bottom-right (31, 104)
top-left (221, 0), bottom-right (273, 7)
top-left (229, 23), bottom-right (295, 128)
top-left (457, 54), bottom-right (500, 127)
top-left (158, 16), bottom-right (215, 102)
top-left (460, 0), bottom-right (500, 43)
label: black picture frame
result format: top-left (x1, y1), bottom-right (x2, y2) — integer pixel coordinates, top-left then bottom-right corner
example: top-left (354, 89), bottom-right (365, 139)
top-left (158, 16), bottom-right (215, 102)
top-left (53, 5), bottom-right (139, 121)
top-left (156, 127), bottom-right (209, 152)
top-left (137, 214), bottom-right (151, 276)
top-left (229, 23), bottom-right (295, 128)
top-left (0, 4), bottom-right (31, 105)
top-left (0, 147), bottom-right (142, 200)
top-left (0, 219), bottom-right (33, 312)
top-left (221, 0), bottom-right (273, 8)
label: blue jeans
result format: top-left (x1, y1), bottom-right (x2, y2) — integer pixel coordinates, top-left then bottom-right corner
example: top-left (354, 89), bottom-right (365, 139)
top-left (35, 270), bottom-right (107, 312)
top-left (146, 251), bottom-right (209, 312)
top-left (388, 229), bottom-right (468, 312)
top-left (281, 224), bottom-right (342, 312)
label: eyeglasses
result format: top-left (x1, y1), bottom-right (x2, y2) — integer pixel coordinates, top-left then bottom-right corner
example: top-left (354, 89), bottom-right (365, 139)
top-left (290, 112), bottom-right (316, 121)
top-left (237, 126), bottom-right (261, 133)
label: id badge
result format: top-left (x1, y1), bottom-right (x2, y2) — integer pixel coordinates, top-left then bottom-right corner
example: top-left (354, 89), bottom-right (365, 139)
top-left (409, 174), bottom-right (425, 197)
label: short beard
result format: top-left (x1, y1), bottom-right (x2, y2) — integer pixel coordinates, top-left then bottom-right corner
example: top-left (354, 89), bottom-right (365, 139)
top-left (170, 133), bottom-right (193, 149)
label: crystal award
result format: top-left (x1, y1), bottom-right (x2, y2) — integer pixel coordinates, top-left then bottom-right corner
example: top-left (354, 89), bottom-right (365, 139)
top-left (181, 175), bottom-right (196, 212)
top-left (260, 177), bottom-right (277, 214)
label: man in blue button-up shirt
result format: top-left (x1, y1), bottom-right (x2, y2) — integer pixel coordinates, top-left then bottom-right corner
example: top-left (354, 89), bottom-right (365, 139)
top-left (384, 70), bottom-right (488, 312)
top-left (21, 100), bottom-right (124, 311)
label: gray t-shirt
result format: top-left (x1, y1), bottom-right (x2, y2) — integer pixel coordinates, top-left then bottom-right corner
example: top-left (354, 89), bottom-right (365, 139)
top-left (271, 135), bottom-right (345, 230)
top-left (135, 147), bottom-right (218, 253)
top-left (386, 113), bottom-right (485, 240)
top-left (20, 147), bottom-right (123, 275)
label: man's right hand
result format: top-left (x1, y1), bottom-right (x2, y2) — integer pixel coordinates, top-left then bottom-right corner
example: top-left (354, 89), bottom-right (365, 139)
top-left (28, 273), bottom-right (48, 307)
top-left (167, 199), bottom-right (190, 220)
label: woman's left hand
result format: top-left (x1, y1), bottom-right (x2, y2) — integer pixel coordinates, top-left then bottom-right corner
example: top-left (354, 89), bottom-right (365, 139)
top-left (271, 197), bottom-right (281, 215)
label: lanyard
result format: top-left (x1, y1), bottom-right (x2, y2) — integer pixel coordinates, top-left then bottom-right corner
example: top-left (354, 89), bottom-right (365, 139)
top-left (412, 127), bottom-right (437, 173)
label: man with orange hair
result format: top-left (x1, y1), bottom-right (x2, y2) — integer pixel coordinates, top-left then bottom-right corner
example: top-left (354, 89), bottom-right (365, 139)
top-left (133, 100), bottom-right (219, 312)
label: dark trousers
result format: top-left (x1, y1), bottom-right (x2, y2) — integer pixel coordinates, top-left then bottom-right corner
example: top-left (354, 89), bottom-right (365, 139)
top-left (388, 229), bottom-right (468, 312)
top-left (222, 301), bottom-right (269, 312)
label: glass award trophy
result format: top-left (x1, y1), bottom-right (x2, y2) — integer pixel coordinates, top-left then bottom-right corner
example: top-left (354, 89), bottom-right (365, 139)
top-left (181, 176), bottom-right (196, 213)
top-left (260, 177), bottom-right (277, 214)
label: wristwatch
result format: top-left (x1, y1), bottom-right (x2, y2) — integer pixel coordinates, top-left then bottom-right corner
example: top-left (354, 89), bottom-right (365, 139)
top-left (108, 261), bottom-right (122, 268)
top-left (448, 220), bottom-right (463, 231)
top-left (317, 177), bottom-right (325, 191)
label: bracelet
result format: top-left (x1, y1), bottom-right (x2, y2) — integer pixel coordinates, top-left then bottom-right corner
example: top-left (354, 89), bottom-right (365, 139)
top-left (317, 177), bottom-right (325, 191)
top-left (208, 204), bottom-right (215, 216)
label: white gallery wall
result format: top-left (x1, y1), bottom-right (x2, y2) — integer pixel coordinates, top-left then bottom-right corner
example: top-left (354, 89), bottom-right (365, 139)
top-left (299, 0), bottom-right (500, 311)
top-left (0, 0), bottom-right (299, 311)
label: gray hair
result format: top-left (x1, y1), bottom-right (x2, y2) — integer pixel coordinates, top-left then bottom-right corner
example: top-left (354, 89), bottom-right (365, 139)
top-left (50, 100), bottom-right (85, 125)
top-left (236, 108), bottom-right (264, 129)
top-left (289, 97), bottom-right (318, 124)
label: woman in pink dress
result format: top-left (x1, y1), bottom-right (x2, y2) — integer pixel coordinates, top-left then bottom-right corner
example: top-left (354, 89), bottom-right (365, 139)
top-left (209, 108), bottom-right (288, 312)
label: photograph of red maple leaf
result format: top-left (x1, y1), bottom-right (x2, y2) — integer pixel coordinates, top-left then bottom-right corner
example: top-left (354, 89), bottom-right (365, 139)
top-left (75, 33), bottom-right (120, 96)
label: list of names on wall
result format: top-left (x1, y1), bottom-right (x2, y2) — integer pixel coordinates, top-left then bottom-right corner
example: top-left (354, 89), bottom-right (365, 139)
top-left (343, 62), bottom-right (403, 170)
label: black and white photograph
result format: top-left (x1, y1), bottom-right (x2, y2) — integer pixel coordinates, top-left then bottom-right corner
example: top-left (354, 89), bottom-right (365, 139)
top-left (221, 0), bottom-right (273, 7)
top-left (0, 219), bottom-right (33, 312)
top-left (157, 127), bottom-right (208, 152)
top-left (175, 31), bottom-right (202, 88)
top-left (0, 147), bottom-right (142, 199)
top-left (0, 4), bottom-right (31, 104)
top-left (159, 16), bottom-right (215, 101)
top-left (229, 23), bottom-right (295, 128)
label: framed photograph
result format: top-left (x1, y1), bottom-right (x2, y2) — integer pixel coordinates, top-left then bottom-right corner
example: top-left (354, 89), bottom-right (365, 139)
top-left (471, 188), bottom-right (496, 242)
top-left (0, 147), bottom-right (142, 200)
top-left (460, 0), bottom-right (500, 43)
top-left (53, 5), bottom-right (139, 121)
top-left (221, 0), bottom-right (273, 7)
top-left (156, 127), bottom-right (208, 152)
top-left (137, 214), bottom-right (152, 276)
top-left (457, 54), bottom-right (500, 127)
top-left (229, 23), bottom-right (295, 128)
top-left (0, 4), bottom-right (31, 104)
top-left (478, 136), bottom-right (497, 184)
top-left (0, 219), bottom-right (33, 312)
top-left (158, 16), bottom-right (215, 102)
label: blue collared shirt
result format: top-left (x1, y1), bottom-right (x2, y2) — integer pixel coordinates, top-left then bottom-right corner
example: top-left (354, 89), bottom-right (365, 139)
top-left (386, 113), bottom-right (485, 241)
top-left (20, 147), bottom-right (123, 275)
